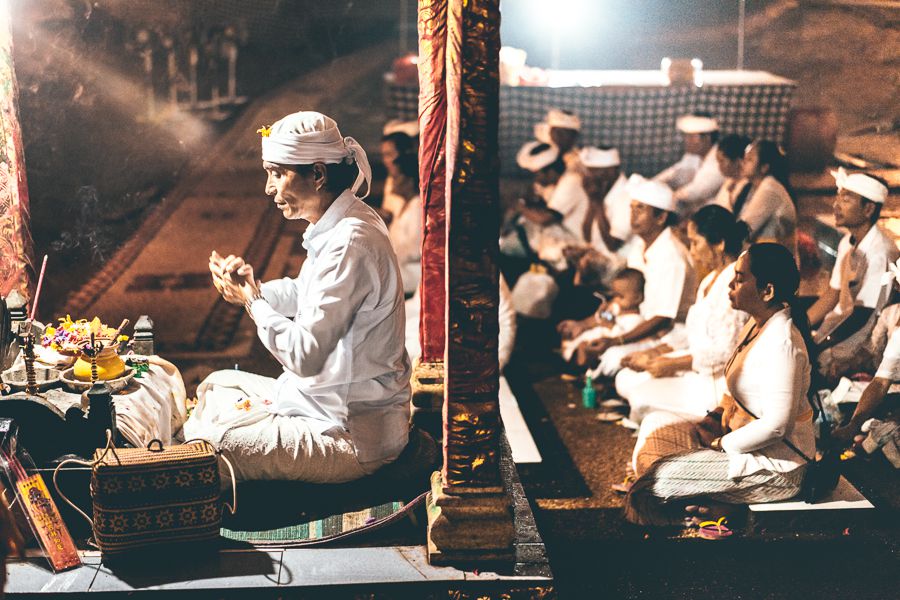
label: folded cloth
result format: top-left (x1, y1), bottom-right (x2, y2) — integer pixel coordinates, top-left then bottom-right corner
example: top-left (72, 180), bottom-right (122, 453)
top-left (181, 370), bottom-right (370, 483)
top-left (113, 355), bottom-right (188, 447)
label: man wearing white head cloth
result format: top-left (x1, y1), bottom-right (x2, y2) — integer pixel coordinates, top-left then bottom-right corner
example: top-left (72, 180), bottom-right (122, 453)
top-left (654, 113), bottom-right (725, 216)
top-left (572, 175), bottom-right (696, 379)
top-left (188, 111), bottom-right (411, 483)
top-left (535, 109), bottom-right (592, 243)
top-left (579, 146), bottom-right (633, 257)
top-left (808, 168), bottom-right (897, 381)
top-left (502, 141), bottom-right (577, 271)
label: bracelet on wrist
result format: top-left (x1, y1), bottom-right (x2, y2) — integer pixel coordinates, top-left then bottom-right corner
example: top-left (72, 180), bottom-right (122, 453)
top-left (244, 289), bottom-right (265, 316)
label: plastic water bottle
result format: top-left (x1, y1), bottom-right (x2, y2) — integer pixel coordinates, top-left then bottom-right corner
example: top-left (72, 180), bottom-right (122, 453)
top-left (582, 373), bottom-right (597, 409)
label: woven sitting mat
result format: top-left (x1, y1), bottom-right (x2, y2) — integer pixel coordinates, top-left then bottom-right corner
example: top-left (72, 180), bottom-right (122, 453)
top-left (218, 428), bottom-right (438, 547)
top-left (221, 497), bottom-right (424, 548)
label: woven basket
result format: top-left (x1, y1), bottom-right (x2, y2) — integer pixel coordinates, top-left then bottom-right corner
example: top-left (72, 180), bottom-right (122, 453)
top-left (56, 436), bottom-right (235, 556)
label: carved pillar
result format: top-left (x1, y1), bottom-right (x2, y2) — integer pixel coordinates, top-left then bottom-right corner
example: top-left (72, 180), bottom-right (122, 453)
top-left (410, 0), bottom-right (448, 420)
top-left (0, 3), bottom-right (35, 300)
top-left (425, 0), bottom-right (513, 565)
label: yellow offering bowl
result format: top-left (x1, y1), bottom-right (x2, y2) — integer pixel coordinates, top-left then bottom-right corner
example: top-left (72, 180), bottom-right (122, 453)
top-left (72, 345), bottom-right (126, 382)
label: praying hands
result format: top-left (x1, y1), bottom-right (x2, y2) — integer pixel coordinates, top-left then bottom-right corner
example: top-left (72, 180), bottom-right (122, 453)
top-left (209, 250), bottom-right (261, 306)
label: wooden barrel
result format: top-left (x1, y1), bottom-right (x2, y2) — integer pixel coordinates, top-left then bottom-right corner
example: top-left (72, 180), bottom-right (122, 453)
top-left (785, 107), bottom-right (838, 172)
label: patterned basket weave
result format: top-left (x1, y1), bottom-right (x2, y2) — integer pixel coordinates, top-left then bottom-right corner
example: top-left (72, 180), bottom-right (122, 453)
top-left (90, 440), bottom-right (225, 555)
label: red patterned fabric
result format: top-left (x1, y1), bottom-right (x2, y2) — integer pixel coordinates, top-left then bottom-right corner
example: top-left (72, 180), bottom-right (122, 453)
top-left (417, 0), bottom-right (448, 363)
top-left (0, 5), bottom-right (35, 300)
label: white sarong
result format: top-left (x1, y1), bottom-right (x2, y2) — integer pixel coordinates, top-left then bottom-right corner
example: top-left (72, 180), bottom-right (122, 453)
top-left (182, 370), bottom-right (368, 484)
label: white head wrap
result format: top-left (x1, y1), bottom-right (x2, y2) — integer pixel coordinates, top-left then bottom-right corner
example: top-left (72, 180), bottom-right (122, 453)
top-left (676, 114), bottom-right (719, 134)
top-left (546, 108), bottom-right (581, 131)
top-left (516, 141), bottom-right (560, 172)
top-left (534, 121), bottom-right (552, 144)
top-left (261, 111), bottom-right (372, 199)
top-left (627, 174), bottom-right (676, 212)
top-left (580, 146), bottom-right (620, 169)
top-left (831, 167), bottom-right (888, 204)
top-left (383, 119), bottom-right (419, 138)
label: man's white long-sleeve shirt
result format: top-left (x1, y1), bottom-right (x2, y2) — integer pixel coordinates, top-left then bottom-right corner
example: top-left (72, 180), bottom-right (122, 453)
top-left (248, 190), bottom-right (411, 466)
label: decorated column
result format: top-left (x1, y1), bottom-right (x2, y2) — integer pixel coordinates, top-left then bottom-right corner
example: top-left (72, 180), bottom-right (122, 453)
top-left (0, 1), bottom-right (35, 300)
top-left (423, 0), bottom-right (514, 564)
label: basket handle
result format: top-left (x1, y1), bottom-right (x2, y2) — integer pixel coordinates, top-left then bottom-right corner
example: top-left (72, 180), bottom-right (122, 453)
top-left (184, 437), bottom-right (237, 516)
top-left (52, 429), bottom-right (118, 530)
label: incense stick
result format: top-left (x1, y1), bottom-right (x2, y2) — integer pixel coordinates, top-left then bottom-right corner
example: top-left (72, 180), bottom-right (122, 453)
top-left (28, 254), bottom-right (48, 321)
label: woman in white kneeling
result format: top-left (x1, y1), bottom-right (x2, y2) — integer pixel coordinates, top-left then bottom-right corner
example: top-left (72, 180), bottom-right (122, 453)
top-left (184, 111), bottom-right (411, 483)
top-left (625, 243), bottom-right (815, 526)
top-left (615, 205), bottom-right (750, 427)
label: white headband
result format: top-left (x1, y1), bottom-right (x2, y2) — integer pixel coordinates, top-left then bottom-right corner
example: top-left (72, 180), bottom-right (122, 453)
top-left (261, 111), bottom-right (372, 199)
top-left (676, 114), bottom-right (718, 134)
top-left (547, 108), bottom-right (581, 131)
top-left (627, 174), bottom-right (675, 212)
top-left (580, 146), bottom-right (620, 169)
top-left (831, 167), bottom-right (887, 204)
top-left (516, 141), bottom-right (560, 172)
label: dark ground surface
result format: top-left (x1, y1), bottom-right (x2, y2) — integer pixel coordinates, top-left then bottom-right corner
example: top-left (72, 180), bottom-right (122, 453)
top-left (505, 318), bottom-right (900, 600)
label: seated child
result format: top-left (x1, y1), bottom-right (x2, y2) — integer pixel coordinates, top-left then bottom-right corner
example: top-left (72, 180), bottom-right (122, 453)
top-left (561, 268), bottom-right (645, 362)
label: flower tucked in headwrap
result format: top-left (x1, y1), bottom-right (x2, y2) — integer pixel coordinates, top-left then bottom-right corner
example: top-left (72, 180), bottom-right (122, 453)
top-left (831, 167), bottom-right (888, 204)
top-left (261, 111), bottom-right (372, 199)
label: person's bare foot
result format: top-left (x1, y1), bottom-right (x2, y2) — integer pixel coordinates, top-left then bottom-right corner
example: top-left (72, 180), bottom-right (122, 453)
top-left (684, 501), bottom-right (738, 522)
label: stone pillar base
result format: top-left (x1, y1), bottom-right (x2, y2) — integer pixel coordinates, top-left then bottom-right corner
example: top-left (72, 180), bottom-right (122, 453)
top-left (411, 359), bottom-right (444, 438)
top-left (426, 471), bottom-right (515, 565)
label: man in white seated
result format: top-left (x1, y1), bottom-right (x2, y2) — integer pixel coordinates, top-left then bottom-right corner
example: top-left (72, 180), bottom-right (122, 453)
top-left (831, 318), bottom-right (900, 466)
top-left (572, 176), bottom-right (696, 377)
top-left (808, 168), bottom-right (897, 381)
top-left (502, 140), bottom-right (576, 270)
top-left (536, 109), bottom-right (590, 241)
top-left (654, 113), bottom-right (724, 217)
top-left (186, 111), bottom-right (411, 483)
top-left (565, 146), bottom-right (634, 285)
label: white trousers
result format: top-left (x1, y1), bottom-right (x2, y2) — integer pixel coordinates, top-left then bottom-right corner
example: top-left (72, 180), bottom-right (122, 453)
top-left (615, 368), bottom-right (724, 426)
top-left (182, 370), bottom-right (368, 484)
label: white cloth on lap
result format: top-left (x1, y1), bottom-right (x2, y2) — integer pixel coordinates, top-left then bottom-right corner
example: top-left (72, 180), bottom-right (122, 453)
top-left (183, 370), bottom-right (369, 483)
top-left (616, 367), bottom-right (725, 426)
top-left (588, 337), bottom-right (660, 378)
top-left (561, 311), bottom-right (644, 362)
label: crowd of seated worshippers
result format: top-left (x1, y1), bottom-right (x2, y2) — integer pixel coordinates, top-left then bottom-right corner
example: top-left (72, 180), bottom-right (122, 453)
top-left (497, 107), bottom-right (899, 523)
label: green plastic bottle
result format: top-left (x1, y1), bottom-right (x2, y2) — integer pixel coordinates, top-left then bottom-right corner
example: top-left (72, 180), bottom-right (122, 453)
top-left (582, 373), bottom-right (597, 409)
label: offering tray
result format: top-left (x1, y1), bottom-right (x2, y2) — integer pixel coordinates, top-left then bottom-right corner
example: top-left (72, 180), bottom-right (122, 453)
top-left (59, 366), bottom-right (135, 393)
top-left (1, 367), bottom-right (61, 393)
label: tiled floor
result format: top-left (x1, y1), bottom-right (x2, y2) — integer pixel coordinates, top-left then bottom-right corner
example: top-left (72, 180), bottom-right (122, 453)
top-left (7, 545), bottom-right (552, 596)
